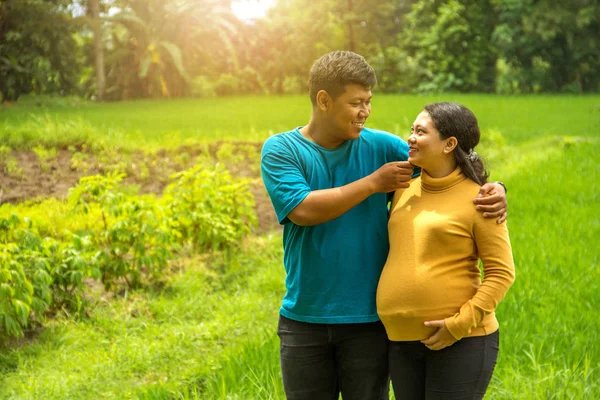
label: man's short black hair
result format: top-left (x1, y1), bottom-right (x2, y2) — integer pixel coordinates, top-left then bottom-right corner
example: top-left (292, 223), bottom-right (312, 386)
top-left (308, 51), bottom-right (377, 106)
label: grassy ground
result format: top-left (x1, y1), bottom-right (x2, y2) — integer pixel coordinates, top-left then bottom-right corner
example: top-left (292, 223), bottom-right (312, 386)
top-left (197, 135), bottom-right (600, 400)
top-left (1, 94), bottom-right (598, 148)
top-left (0, 237), bottom-right (286, 399)
top-left (0, 94), bottom-right (598, 399)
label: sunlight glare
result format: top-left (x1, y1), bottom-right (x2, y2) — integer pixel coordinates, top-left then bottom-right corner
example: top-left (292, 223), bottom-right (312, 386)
top-left (231, 0), bottom-right (275, 21)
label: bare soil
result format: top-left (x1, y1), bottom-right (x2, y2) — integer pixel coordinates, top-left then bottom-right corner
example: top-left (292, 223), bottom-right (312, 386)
top-left (0, 143), bottom-right (281, 233)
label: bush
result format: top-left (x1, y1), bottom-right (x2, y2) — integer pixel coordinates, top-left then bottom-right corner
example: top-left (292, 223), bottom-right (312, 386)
top-left (282, 76), bottom-right (303, 95)
top-left (191, 75), bottom-right (217, 98)
top-left (68, 172), bottom-right (176, 290)
top-left (41, 236), bottom-right (97, 314)
top-left (0, 162), bottom-right (258, 338)
top-left (164, 163), bottom-right (257, 252)
top-left (214, 74), bottom-right (241, 96)
top-left (0, 214), bottom-right (52, 338)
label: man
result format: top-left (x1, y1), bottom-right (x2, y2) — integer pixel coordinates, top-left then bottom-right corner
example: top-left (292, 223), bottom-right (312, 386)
top-left (261, 51), bottom-right (507, 400)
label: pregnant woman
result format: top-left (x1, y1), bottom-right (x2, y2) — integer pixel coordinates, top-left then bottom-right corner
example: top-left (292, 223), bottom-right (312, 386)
top-left (377, 102), bottom-right (516, 399)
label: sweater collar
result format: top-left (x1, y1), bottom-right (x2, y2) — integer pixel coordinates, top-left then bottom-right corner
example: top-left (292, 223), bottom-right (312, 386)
top-left (421, 166), bottom-right (466, 192)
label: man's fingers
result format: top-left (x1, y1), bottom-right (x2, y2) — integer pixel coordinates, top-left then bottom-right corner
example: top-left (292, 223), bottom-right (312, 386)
top-left (392, 162), bottom-right (414, 172)
top-left (497, 212), bottom-right (507, 224)
top-left (391, 161), bottom-right (413, 167)
top-left (476, 203), bottom-right (504, 213)
top-left (479, 182), bottom-right (503, 197)
top-left (473, 194), bottom-right (502, 205)
top-left (482, 209), bottom-right (506, 218)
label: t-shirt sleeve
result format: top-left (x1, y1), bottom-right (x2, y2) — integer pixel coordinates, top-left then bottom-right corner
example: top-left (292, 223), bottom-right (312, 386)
top-left (261, 136), bottom-right (311, 225)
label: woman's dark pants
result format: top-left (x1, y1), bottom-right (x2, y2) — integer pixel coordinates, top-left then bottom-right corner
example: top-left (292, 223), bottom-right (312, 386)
top-left (389, 330), bottom-right (500, 400)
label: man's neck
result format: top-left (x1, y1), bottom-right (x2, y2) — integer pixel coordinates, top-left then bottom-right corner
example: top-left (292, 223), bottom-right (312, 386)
top-left (300, 118), bottom-right (345, 150)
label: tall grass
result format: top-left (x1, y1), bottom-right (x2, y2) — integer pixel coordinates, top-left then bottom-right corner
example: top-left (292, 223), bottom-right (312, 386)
top-left (1, 94), bottom-right (598, 148)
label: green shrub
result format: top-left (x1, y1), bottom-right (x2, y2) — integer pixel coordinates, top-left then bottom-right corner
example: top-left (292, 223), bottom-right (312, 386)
top-left (164, 163), bottom-right (257, 252)
top-left (214, 74), bottom-right (241, 96)
top-left (41, 236), bottom-right (97, 314)
top-left (68, 172), bottom-right (175, 290)
top-left (0, 214), bottom-right (52, 338)
top-left (282, 76), bottom-right (304, 95)
top-left (191, 75), bottom-right (217, 98)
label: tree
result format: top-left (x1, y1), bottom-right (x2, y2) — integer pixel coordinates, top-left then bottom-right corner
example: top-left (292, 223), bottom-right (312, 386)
top-left (88, 0), bottom-right (106, 100)
top-left (103, 0), bottom-right (238, 99)
top-left (0, 0), bottom-right (81, 102)
top-left (493, 0), bottom-right (600, 93)
top-left (237, 0), bottom-right (345, 95)
top-left (398, 0), bottom-right (497, 93)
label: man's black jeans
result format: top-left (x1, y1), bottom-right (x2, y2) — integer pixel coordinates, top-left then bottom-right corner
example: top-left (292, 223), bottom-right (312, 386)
top-left (277, 314), bottom-right (390, 400)
top-left (389, 330), bottom-right (500, 399)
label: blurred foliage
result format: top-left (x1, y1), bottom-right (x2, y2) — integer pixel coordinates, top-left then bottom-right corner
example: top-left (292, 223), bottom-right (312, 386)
top-left (0, 0), bottom-right (598, 100)
top-left (491, 0), bottom-right (600, 93)
top-left (0, 0), bottom-right (83, 102)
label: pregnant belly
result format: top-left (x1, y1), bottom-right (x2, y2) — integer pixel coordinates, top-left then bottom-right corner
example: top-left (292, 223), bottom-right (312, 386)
top-left (377, 271), bottom-right (477, 340)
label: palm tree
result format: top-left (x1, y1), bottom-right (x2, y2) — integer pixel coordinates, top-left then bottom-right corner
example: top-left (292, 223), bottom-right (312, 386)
top-left (107, 0), bottom-right (238, 98)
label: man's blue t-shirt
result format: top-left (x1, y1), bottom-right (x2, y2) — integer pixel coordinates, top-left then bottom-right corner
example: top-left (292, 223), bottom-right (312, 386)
top-left (261, 127), bottom-right (410, 324)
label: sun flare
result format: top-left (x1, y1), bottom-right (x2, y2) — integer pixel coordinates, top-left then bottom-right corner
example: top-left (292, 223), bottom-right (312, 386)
top-left (231, 0), bottom-right (275, 21)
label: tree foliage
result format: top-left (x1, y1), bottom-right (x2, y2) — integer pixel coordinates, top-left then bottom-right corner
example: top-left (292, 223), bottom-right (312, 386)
top-left (492, 0), bottom-right (600, 93)
top-left (0, 0), bottom-right (82, 102)
top-left (1, 0), bottom-right (598, 99)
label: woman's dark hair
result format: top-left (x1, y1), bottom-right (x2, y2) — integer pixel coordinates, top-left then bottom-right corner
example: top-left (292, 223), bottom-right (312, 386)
top-left (308, 51), bottom-right (377, 106)
top-left (423, 102), bottom-right (489, 185)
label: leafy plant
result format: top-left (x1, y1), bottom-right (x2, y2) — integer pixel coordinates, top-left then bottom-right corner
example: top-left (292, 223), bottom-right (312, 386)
top-left (68, 172), bottom-right (175, 290)
top-left (0, 214), bottom-right (52, 338)
top-left (41, 236), bottom-right (97, 314)
top-left (164, 163), bottom-right (257, 252)
top-left (32, 145), bottom-right (56, 172)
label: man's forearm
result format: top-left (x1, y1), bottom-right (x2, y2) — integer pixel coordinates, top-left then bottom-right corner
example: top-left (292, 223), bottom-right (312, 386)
top-left (286, 161), bottom-right (413, 226)
top-left (287, 176), bottom-right (376, 226)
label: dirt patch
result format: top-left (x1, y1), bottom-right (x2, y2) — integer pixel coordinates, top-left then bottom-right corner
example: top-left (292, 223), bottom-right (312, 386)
top-left (0, 143), bottom-right (281, 233)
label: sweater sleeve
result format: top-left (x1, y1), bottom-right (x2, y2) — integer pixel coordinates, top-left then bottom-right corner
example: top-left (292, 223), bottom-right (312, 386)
top-left (444, 214), bottom-right (516, 340)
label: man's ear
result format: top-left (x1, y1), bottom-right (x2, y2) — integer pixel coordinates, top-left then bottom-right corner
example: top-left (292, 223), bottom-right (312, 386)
top-left (445, 137), bottom-right (458, 153)
top-left (316, 90), bottom-right (331, 111)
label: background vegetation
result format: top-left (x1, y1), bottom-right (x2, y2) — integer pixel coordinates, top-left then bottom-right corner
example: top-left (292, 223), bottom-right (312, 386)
top-left (1, 0), bottom-right (599, 104)
top-left (1, 0), bottom-right (599, 398)
top-left (0, 94), bottom-right (598, 399)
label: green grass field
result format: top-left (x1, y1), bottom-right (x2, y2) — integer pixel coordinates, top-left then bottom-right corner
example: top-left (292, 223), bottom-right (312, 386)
top-left (0, 94), bottom-right (599, 399)
top-left (1, 94), bottom-right (598, 147)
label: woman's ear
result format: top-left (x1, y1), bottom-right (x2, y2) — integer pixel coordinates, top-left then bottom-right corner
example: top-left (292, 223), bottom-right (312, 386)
top-left (316, 90), bottom-right (330, 111)
top-left (445, 137), bottom-right (458, 153)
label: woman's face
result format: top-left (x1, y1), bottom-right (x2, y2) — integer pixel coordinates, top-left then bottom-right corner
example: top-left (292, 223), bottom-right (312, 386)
top-left (407, 111), bottom-right (450, 169)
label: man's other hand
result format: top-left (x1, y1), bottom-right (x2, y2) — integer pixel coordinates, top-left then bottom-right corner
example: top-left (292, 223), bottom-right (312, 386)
top-left (473, 182), bottom-right (507, 223)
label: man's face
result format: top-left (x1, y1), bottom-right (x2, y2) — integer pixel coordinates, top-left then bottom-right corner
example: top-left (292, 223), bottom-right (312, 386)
top-left (325, 84), bottom-right (372, 141)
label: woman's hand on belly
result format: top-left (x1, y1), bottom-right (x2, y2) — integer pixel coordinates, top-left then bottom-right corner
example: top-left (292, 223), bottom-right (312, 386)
top-left (421, 319), bottom-right (458, 351)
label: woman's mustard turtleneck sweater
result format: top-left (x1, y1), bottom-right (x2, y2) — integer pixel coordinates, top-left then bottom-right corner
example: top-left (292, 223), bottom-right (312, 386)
top-left (377, 167), bottom-right (515, 341)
